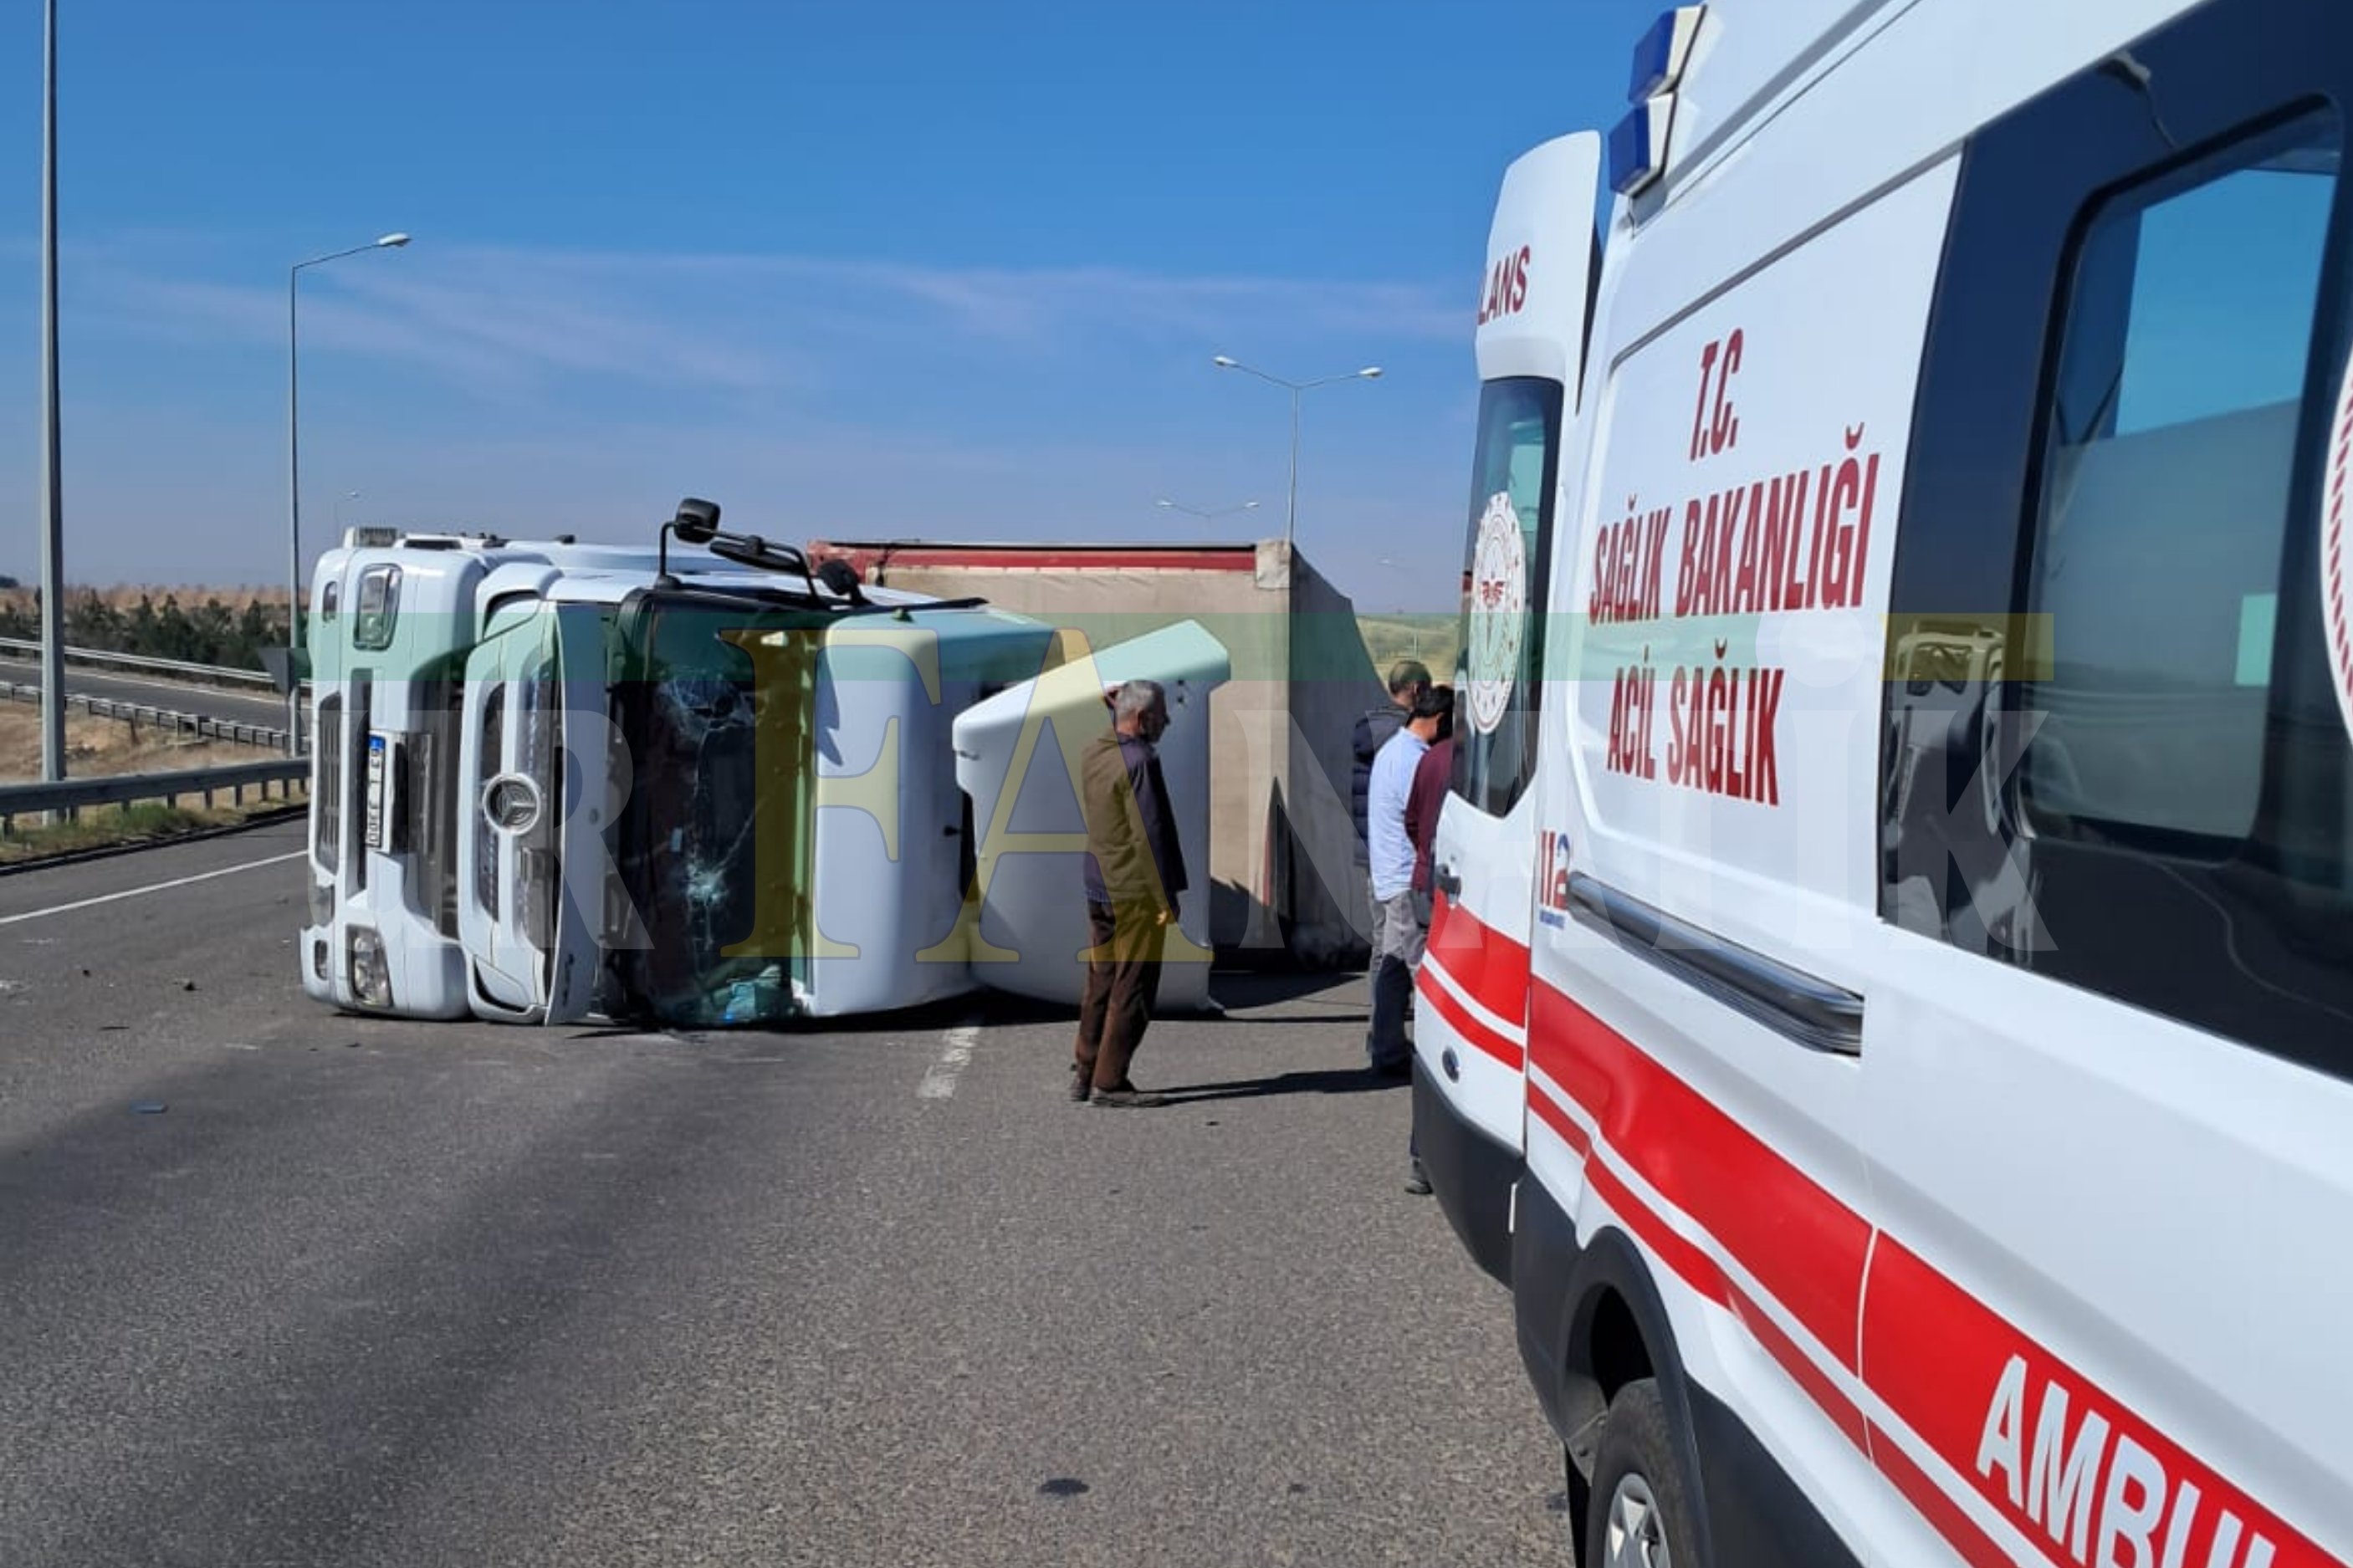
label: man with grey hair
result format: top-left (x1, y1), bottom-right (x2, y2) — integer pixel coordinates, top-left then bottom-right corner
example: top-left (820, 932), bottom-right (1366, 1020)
top-left (1071, 678), bottom-right (1189, 1109)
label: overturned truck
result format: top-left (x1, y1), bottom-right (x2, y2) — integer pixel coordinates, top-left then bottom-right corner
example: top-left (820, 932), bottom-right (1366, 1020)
top-left (300, 502), bottom-right (1230, 1027)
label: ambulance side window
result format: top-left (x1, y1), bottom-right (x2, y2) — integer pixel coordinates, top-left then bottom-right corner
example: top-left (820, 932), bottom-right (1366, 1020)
top-left (1889, 73), bottom-right (2353, 1082)
top-left (1453, 376), bottom-right (1562, 817)
top-left (1995, 110), bottom-right (2353, 1075)
top-left (2018, 112), bottom-right (2337, 848)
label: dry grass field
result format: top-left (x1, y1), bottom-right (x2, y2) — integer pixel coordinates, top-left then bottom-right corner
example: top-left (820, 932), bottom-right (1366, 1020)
top-left (1355, 613), bottom-right (1460, 685)
top-left (0, 584), bottom-right (294, 617)
top-left (0, 705), bottom-right (304, 861)
top-left (0, 705), bottom-right (268, 785)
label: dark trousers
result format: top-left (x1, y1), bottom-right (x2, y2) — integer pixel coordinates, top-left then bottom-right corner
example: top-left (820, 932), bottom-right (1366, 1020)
top-left (1366, 888), bottom-right (1424, 1072)
top-left (1076, 900), bottom-right (1169, 1090)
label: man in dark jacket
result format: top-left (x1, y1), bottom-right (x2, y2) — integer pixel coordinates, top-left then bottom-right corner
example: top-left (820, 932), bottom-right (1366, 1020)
top-left (1072, 679), bottom-right (1188, 1109)
top-left (1351, 660), bottom-right (1433, 856)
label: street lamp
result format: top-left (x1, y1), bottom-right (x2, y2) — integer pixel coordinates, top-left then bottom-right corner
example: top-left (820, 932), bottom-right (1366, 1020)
top-left (36, 0), bottom-right (64, 783)
top-left (288, 232), bottom-right (409, 755)
top-left (1156, 497), bottom-right (1261, 524)
top-left (1212, 355), bottom-right (1382, 554)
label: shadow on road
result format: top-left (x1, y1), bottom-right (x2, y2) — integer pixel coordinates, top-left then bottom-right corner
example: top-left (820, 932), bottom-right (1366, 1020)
top-left (1148, 1068), bottom-right (1408, 1106)
top-left (1204, 970), bottom-right (1360, 1009)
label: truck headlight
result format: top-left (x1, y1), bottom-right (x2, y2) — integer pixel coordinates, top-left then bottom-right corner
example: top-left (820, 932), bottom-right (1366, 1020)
top-left (348, 926), bottom-right (392, 1009)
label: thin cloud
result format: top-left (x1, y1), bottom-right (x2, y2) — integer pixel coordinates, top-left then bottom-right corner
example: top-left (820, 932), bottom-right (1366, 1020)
top-left (83, 263), bottom-right (785, 396)
top-left (74, 241), bottom-right (1464, 398)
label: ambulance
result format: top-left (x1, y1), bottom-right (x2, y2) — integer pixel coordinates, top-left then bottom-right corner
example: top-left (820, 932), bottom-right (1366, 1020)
top-left (1413, 3), bottom-right (2353, 1565)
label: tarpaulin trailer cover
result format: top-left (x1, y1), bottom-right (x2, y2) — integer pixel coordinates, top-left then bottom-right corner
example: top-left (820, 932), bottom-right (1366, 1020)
top-left (804, 539), bottom-right (1392, 968)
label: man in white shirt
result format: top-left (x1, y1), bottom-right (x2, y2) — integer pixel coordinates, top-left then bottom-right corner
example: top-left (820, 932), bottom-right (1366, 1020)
top-left (1354, 661), bottom-right (1430, 1017)
top-left (1365, 691), bottom-right (1444, 1075)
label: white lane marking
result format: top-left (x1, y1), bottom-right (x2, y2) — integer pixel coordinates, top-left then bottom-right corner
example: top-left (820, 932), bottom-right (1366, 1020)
top-left (917, 1024), bottom-right (981, 1100)
top-left (0, 851), bottom-right (306, 927)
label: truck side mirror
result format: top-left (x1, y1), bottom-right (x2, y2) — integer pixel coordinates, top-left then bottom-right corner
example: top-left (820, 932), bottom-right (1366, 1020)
top-left (672, 497), bottom-right (721, 544)
top-left (659, 497), bottom-right (724, 584)
top-left (816, 558), bottom-right (868, 605)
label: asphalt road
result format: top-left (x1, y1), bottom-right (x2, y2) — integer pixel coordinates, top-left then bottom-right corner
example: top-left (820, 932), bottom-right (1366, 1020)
top-left (64, 667), bottom-right (291, 728)
top-left (69, 668), bottom-right (290, 728)
top-left (0, 822), bottom-right (1571, 1567)
top-left (0, 654), bottom-right (291, 731)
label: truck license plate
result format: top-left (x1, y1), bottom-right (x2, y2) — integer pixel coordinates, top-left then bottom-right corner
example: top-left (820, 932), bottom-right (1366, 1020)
top-left (364, 734), bottom-right (389, 851)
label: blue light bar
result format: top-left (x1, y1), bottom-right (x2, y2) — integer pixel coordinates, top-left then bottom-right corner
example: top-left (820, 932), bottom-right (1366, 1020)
top-left (1628, 6), bottom-right (1705, 103)
top-left (1609, 97), bottom-right (1672, 197)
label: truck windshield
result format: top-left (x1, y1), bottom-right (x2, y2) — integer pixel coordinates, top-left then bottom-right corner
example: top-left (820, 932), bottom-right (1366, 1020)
top-left (610, 593), bottom-right (821, 1025)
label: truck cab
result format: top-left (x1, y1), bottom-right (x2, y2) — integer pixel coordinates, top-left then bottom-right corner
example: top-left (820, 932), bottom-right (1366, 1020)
top-left (304, 508), bottom-right (1138, 1029)
top-left (300, 530), bottom-right (546, 1019)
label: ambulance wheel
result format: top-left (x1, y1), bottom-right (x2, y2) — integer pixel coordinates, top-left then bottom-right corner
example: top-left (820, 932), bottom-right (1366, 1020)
top-left (1585, 1379), bottom-right (1699, 1568)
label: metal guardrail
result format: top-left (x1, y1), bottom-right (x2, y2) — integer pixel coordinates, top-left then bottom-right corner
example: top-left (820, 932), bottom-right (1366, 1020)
top-left (0, 757), bottom-right (307, 835)
top-left (1, 682), bottom-right (288, 750)
top-left (0, 637), bottom-right (305, 692)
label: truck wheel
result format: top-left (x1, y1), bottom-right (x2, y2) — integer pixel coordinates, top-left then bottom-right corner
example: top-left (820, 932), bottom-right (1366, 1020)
top-left (1584, 1379), bottom-right (1701, 1568)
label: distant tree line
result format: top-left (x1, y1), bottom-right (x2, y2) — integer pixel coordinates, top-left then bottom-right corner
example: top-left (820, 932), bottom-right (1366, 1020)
top-left (0, 590), bottom-right (287, 672)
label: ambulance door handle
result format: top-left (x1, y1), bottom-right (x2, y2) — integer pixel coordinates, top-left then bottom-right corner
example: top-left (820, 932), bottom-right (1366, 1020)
top-left (1568, 872), bottom-right (1864, 1056)
top-left (1435, 865), bottom-right (1462, 898)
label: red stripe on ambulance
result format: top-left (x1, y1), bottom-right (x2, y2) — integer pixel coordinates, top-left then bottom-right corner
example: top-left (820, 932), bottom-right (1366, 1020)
top-left (1424, 890), bottom-right (1532, 1037)
top-left (1418, 959), bottom-right (1523, 1070)
top-left (1525, 1075), bottom-right (1590, 1156)
top-left (1531, 981), bottom-right (1870, 1369)
top-left (1519, 980), bottom-right (2335, 1568)
top-left (1867, 1236), bottom-right (2322, 1568)
top-left (1526, 1067), bottom-right (1870, 1451)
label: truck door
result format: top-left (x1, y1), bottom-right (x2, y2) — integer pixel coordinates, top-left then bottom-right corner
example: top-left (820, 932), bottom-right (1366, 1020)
top-left (1868, 6), bottom-right (2353, 1559)
top-left (1417, 133), bottom-right (1599, 1278)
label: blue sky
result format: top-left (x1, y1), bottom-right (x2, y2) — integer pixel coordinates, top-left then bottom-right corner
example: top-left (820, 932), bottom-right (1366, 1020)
top-left (0, 0), bottom-right (1662, 610)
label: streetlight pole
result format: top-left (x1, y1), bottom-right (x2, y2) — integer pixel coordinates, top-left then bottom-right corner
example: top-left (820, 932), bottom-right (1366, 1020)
top-left (1211, 355), bottom-right (1381, 554)
top-left (1155, 497), bottom-right (1260, 525)
top-left (288, 232), bottom-right (409, 755)
top-left (37, 0), bottom-right (64, 784)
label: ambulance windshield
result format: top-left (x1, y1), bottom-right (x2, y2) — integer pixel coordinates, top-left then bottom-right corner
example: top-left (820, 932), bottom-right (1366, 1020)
top-left (1456, 375), bottom-right (1563, 818)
